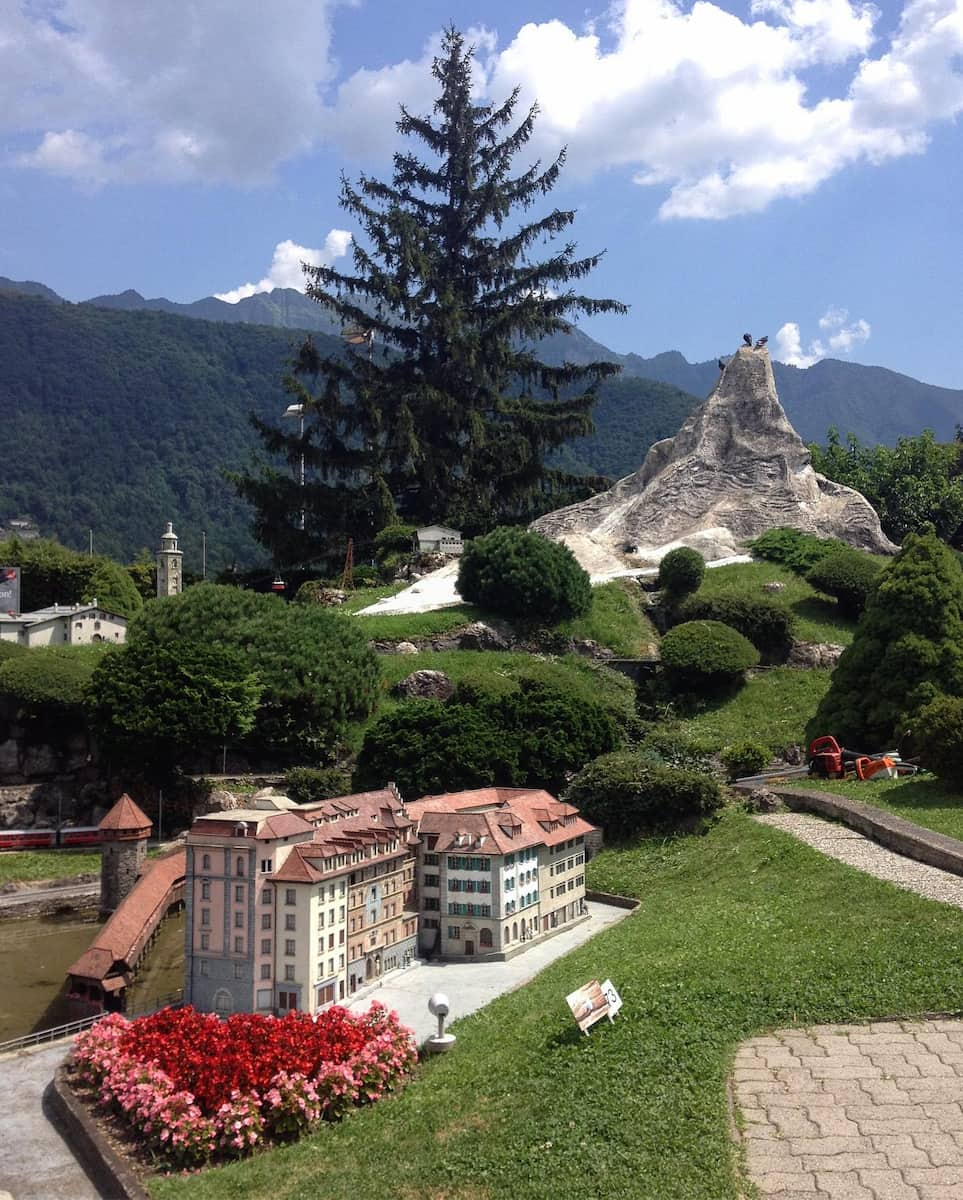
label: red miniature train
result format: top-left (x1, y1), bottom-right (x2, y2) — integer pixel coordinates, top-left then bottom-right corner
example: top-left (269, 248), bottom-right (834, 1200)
top-left (0, 826), bottom-right (102, 851)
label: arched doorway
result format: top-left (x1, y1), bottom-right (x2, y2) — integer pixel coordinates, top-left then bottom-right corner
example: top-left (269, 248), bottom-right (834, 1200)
top-left (479, 928), bottom-right (493, 949)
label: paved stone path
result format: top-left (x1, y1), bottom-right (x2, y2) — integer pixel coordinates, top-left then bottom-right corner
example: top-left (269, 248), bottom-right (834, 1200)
top-left (733, 1021), bottom-right (963, 1199)
top-left (755, 813), bottom-right (963, 910)
top-left (732, 814), bottom-right (963, 1199)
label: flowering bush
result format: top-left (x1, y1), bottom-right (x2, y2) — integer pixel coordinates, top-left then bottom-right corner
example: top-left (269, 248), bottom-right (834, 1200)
top-left (71, 1003), bottom-right (416, 1168)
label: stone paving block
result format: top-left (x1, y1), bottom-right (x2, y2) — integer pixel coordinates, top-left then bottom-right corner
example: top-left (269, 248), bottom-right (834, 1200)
top-left (735, 1067), bottom-right (777, 1081)
top-left (910, 1132), bottom-right (963, 1165)
top-left (789, 1137), bottom-right (873, 1156)
top-left (849, 1033), bottom-right (918, 1046)
top-left (814, 1171), bottom-right (875, 1199)
top-left (916, 1188), bottom-right (963, 1199)
top-left (823, 1080), bottom-right (870, 1101)
top-left (854, 1168), bottom-right (919, 1199)
top-left (756, 1170), bottom-right (819, 1194)
top-left (919, 1102), bottom-right (963, 1129)
top-left (810, 1063), bottom-right (882, 1080)
top-left (902, 1082), bottom-right (963, 1103)
top-left (777, 1069), bottom-right (825, 1091)
top-left (799, 1153), bottom-right (890, 1173)
top-left (742, 1079), bottom-right (788, 1095)
top-left (904, 1165), bottom-right (963, 1186)
top-left (845, 1105), bottom-right (930, 1122)
top-left (816, 1036), bottom-right (860, 1053)
top-left (856, 1118), bottom-right (940, 1135)
top-left (806, 1109), bottom-right (863, 1137)
top-left (861, 1054), bottom-right (921, 1077)
top-left (858, 1081), bottom-right (914, 1104)
top-left (770, 1111), bottom-right (822, 1137)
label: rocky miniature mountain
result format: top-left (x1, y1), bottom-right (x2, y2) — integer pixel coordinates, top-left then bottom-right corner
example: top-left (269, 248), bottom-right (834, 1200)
top-left (531, 344), bottom-right (898, 572)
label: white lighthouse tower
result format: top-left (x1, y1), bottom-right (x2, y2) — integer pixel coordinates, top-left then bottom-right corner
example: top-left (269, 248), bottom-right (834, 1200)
top-left (156, 522), bottom-right (183, 598)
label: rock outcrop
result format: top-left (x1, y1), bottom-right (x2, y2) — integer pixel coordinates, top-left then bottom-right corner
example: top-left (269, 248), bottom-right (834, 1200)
top-left (532, 345), bottom-right (897, 571)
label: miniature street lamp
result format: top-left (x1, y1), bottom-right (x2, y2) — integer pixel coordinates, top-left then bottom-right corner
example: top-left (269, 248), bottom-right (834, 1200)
top-left (424, 992), bottom-right (456, 1054)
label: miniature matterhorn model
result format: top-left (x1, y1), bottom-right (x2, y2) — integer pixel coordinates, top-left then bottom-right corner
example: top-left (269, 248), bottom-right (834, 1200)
top-left (531, 340), bottom-right (897, 572)
top-left (424, 992), bottom-right (456, 1054)
top-left (156, 521), bottom-right (183, 598)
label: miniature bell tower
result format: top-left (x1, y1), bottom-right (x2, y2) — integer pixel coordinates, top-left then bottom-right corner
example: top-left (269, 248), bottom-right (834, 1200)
top-left (156, 522), bottom-right (183, 598)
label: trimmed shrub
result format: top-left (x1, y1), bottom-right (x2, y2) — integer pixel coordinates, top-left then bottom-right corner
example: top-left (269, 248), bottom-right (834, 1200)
top-left (749, 527), bottom-right (847, 576)
top-left (457, 527), bottom-right (591, 623)
top-left (721, 740), bottom-right (772, 780)
top-left (658, 547), bottom-right (705, 599)
top-left (677, 594), bottom-right (796, 658)
top-left (808, 530), bottom-right (963, 747)
top-left (282, 766), bottom-right (354, 804)
top-left (0, 644), bottom-right (111, 715)
top-left (0, 641), bottom-right (29, 664)
top-left (374, 524), bottom-right (416, 560)
top-left (659, 620), bottom-right (759, 692)
top-left (806, 549), bottom-right (883, 618)
top-left (638, 727), bottom-right (716, 774)
top-left (351, 565), bottom-right (381, 588)
top-left (562, 750), bottom-right (724, 838)
top-left (911, 695), bottom-right (963, 789)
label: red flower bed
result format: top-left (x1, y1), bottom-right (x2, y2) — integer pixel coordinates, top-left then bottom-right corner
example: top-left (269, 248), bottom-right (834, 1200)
top-left (120, 1005), bottom-right (370, 1112)
top-left (71, 1003), bottom-right (418, 1167)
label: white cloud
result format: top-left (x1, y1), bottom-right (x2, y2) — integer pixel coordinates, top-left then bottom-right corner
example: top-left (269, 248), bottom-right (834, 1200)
top-left (323, 0), bottom-right (963, 220)
top-left (215, 234), bottom-right (352, 303)
top-left (5, 0), bottom-right (342, 184)
top-left (5, 0), bottom-right (962, 220)
top-left (775, 306), bottom-right (872, 366)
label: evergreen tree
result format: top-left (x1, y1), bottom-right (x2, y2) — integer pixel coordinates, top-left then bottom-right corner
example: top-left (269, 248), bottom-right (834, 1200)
top-left (807, 530), bottom-right (963, 747)
top-left (236, 27), bottom-right (626, 566)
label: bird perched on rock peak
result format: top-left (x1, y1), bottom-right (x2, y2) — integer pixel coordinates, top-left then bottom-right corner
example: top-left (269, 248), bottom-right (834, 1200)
top-left (754, 335), bottom-right (768, 349)
top-left (718, 358), bottom-right (727, 371)
top-left (742, 333), bottom-right (752, 346)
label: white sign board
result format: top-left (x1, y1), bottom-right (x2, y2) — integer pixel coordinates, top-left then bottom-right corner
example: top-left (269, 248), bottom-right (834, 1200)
top-left (566, 978), bottom-right (623, 1034)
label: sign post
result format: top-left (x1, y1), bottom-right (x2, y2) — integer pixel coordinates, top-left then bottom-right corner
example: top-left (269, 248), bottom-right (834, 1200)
top-left (566, 978), bottom-right (623, 1034)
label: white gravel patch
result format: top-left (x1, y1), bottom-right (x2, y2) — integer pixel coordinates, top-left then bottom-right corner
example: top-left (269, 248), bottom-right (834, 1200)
top-left (756, 812), bottom-right (963, 909)
top-left (356, 553), bottom-right (753, 617)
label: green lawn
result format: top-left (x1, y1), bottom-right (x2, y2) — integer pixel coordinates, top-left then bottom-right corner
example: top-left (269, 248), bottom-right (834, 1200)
top-left (352, 602), bottom-right (487, 640)
top-left (557, 579), bottom-right (658, 658)
top-left (804, 775), bottom-right (963, 842)
top-left (150, 810), bottom-right (963, 1200)
top-left (698, 561), bottom-right (858, 646)
top-left (0, 848), bottom-right (100, 884)
top-left (672, 666), bottom-right (833, 754)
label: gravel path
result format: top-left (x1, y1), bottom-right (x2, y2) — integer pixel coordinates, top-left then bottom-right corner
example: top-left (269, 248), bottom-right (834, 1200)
top-left (732, 813), bottom-right (963, 1199)
top-left (755, 812), bottom-right (963, 909)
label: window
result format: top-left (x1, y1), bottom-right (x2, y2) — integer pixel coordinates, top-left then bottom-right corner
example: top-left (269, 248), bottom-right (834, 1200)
top-left (261, 859), bottom-right (272, 874)
top-left (236, 857), bottom-right (245, 876)
top-left (285, 914), bottom-right (296, 931)
top-left (423, 853), bottom-right (439, 866)
top-left (448, 926), bottom-right (461, 939)
top-left (235, 885), bottom-right (244, 903)
top-left (424, 897), bottom-right (440, 911)
top-left (234, 936), bottom-right (243, 953)
top-left (339, 929), bottom-right (345, 945)
top-left (329, 908), bottom-right (335, 924)
top-left (285, 939), bottom-right (296, 956)
top-left (261, 913), bottom-right (272, 930)
top-left (339, 953), bottom-right (345, 968)
top-left (262, 888), bottom-right (272, 904)
top-left (328, 957), bottom-right (335, 975)
top-left (200, 933), bottom-right (210, 950)
top-left (234, 963), bottom-right (244, 980)
top-left (261, 938), bottom-right (271, 955)
top-left (199, 959), bottom-right (209, 976)
top-left (423, 874), bottom-right (440, 888)
top-left (256, 988), bottom-right (272, 1007)
top-left (339, 905), bottom-right (345, 919)
top-left (285, 888), bottom-right (296, 906)
top-left (329, 884), bottom-right (336, 901)
top-left (234, 911), bottom-right (244, 928)
top-left (200, 908), bottom-right (210, 927)
top-left (200, 881), bottom-right (211, 900)
top-left (284, 965), bottom-right (295, 982)
top-left (202, 853), bottom-right (211, 870)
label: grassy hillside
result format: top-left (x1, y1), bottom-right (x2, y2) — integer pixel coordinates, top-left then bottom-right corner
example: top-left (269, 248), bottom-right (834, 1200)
top-left (150, 809), bottom-right (963, 1200)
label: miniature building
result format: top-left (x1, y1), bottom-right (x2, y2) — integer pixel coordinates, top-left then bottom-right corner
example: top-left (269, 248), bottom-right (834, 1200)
top-left (0, 601), bottom-right (127, 646)
top-left (156, 521), bottom-right (183, 598)
top-left (407, 788), bottom-right (593, 960)
top-left (413, 525), bottom-right (463, 555)
top-left (184, 787), bottom-right (419, 1017)
top-left (183, 784), bottom-right (595, 1017)
top-left (99, 794), bottom-right (152, 916)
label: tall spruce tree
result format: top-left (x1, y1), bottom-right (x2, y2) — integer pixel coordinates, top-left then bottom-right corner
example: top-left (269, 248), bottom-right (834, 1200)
top-left (236, 27), bottom-right (626, 566)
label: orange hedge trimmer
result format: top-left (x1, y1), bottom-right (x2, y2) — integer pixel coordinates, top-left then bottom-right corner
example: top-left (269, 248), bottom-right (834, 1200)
top-left (807, 735), bottom-right (917, 781)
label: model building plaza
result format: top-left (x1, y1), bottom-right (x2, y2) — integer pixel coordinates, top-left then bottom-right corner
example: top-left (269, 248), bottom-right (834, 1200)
top-left (185, 785), bottom-right (594, 1016)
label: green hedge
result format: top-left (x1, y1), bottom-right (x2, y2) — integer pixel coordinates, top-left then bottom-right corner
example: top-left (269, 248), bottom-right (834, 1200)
top-left (749, 527), bottom-right (848, 576)
top-left (457, 527), bottom-right (591, 622)
top-left (658, 547), bottom-right (705, 599)
top-left (677, 593), bottom-right (796, 658)
top-left (806, 549), bottom-right (883, 618)
top-left (659, 620), bottom-right (759, 691)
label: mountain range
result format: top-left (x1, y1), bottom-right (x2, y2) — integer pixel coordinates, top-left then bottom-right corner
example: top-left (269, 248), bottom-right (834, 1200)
top-left (3, 275), bottom-right (963, 567)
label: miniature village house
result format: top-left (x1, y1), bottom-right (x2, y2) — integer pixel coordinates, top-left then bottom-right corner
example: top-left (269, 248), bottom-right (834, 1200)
top-left (413, 525), bottom-right (464, 555)
top-left (183, 785), bottom-right (594, 1017)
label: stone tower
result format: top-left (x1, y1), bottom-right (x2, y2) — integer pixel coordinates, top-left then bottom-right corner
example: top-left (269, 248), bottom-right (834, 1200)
top-left (99, 794), bottom-right (152, 916)
top-left (156, 521), bottom-right (183, 598)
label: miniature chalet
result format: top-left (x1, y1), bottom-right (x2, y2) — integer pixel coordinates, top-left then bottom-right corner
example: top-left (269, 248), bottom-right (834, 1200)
top-left (184, 785), bottom-right (594, 1017)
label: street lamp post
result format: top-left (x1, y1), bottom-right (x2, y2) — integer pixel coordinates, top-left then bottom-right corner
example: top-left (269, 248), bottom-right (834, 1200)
top-left (282, 403), bottom-right (306, 532)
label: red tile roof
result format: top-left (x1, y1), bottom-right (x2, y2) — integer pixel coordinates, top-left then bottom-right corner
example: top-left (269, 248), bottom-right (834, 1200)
top-left (99, 793), bottom-right (152, 834)
top-left (68, 849), bottom-right (185, 984)
top-left (410, 788), bottom-right (595, 854)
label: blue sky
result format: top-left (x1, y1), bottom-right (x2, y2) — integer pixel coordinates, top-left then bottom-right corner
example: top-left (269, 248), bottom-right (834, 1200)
top-left (3, 0), bottom-right (962, 386)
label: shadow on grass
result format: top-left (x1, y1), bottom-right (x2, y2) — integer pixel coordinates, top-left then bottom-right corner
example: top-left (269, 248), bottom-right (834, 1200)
top-left (789, 596), bottom-right (856, 641)
top-left (875, 778), bottom-right (963, 811)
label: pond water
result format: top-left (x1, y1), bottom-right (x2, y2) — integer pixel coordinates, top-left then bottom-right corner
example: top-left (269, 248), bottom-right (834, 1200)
top-left (0, 908), bottom-right (185, 1043)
